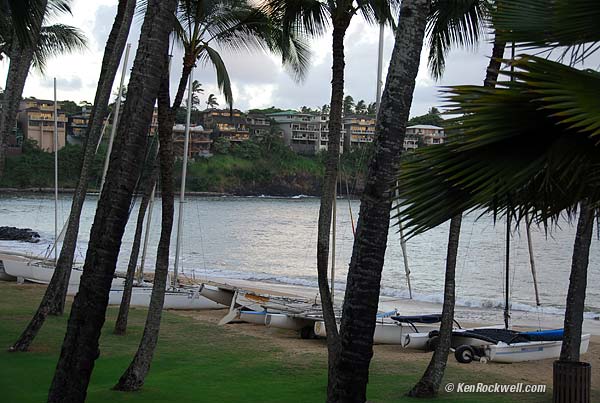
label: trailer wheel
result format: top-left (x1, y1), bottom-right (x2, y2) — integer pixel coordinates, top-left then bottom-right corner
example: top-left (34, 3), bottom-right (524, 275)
top-left (455, 345), bottom-right (474, 364)
top-left (426, 336), bottom-right (440, 352)
top-left (300, 326), bottom-right (315, 339)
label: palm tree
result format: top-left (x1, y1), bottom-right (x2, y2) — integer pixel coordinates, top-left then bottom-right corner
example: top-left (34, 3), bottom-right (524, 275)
top-left (186, 79), bottom-right (203, 109)
top-left (9, 0), bottom-right (136, 353)
top-left (113, 1), bottom-right (311, 390)
top-left (0, 0), bottom-right (85, 175)
top-left (113, 154), bottom-right (159, 336)
top-left (265, 3), bottom-right (398, 397)
top-left (408, 0), bottom-right (496, 397)
top-left (114, 62), bottom-right (176, 391)
top-left (326, 1), bottom-right (430, 401)
top-left (206, 93), bottom-right (219, 109)
top-left (395, 1), bottom-right (600, 371)
top-left (342, 94), bottom-right (354, 115)
top-left (46, 0), bottom-right (179, 400)
top-left (172, 0), bottom-right (309, 114)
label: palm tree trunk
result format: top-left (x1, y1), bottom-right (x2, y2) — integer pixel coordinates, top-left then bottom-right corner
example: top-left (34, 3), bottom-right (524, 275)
top-left (0, 0), bottom-right (47, 176)
top-left (8, 0), bottom-right (136, 353)
top-left (329, 1), bottom-right (430, 402)
top-left (318, 14), bottom-right (351, 401)
top-left (408, 215), bottom-right (461, 397)
top-left (114, 161), bottom-right (159, 335)
top-left (113, 63), bottom-right (176, 391)
top-left (46, 0), bottom-right (178, 400)
top-left (560, 200), bottom-right (594, 362)
top-left (407, 37), bottom-right (506, 397)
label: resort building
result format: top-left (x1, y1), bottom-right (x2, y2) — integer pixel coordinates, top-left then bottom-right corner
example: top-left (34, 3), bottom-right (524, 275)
top-left (342, 115), bottom-right (376, 150)
top-left (172, 124), bottom-right (212, 158)
top-left (246, 113), bottom-right (271, 139)
top-left (405, 124), bottom-right (445, 147)
top-left (267, 111), bottom-right (345, 155)
top-left (203, 109), bottom-right (250, 143)
top-left (17, 98), bottom-right (67, 152)
top-left (66, 108), bottom-right (91, 145)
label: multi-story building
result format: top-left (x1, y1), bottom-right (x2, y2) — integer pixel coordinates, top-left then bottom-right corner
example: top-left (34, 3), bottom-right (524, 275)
top-left (67, 108), bottom-right (91, 145)
top-left (172, 124), bottom-right (212, 158)
top-left (342, 115), bottom-right (375, 150)
top-left (404, 124), bottom-right (445, 151)
top-left (203, 109), bottom-right (250, 143)
top-left (246, 113), bottom-right (271, 139)
top-left (17, 98), bottom-right (67, 151)
top-left (267, 111), bottom-right (345, 155)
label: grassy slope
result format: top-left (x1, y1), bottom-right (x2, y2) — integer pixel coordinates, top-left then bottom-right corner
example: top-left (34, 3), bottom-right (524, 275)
top-left (0, 282), bottom-right (550, 403)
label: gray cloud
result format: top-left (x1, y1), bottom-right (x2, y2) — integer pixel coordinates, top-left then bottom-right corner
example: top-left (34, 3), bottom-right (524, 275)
top-left (40, 76), bottom-right (83, 91)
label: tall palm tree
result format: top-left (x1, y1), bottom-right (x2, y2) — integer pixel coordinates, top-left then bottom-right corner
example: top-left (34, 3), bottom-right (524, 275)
top-left (187, 79), bottom-right (203, 109)
top-left (9, 0), bottom-right (136, 353)
top-left (325, 1), bottom-right (430, 401)
top-left (265, 3), bottom-right (398, 397)
top-left (408, 0), bottom-right (498, 397)
top-left (46, 0), bottom-right (179, 400)
top-left (113, 0), bottom-right (311, 389)
top-left (172, 0), bottom-right (310, 113)
top-left (114, 60), bottom-right (176, 392)
top-left (0, 0), bottom-right (85, 175)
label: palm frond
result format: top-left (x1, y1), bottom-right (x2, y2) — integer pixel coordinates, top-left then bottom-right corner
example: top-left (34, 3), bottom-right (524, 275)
top-left (199, 44), bottom-right (233, 106)
top-left (493, 0), bottom-right (600, 62)
top-left (394, 56), bottom-right (600, 238)
top-left (260, 0), bottom-right (330, 37)
top-left (355, 0), bottom-right (401, 28)
top-left (32, 23), bottom-right (87, 72)
top-left (426, 0), bottom-right (488, 81)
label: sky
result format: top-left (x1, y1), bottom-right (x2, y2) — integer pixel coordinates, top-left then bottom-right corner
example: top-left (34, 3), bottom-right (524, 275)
top-left (1, 0), bottom-right (503, 117)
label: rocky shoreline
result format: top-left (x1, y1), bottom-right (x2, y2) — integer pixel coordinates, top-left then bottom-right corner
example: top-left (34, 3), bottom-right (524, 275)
top-left (0, 227), bottom-right (40, 243)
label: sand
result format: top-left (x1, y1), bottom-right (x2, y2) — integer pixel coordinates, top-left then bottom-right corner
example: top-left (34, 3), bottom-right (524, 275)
top-left (176, 307), bottom-right (600, 392)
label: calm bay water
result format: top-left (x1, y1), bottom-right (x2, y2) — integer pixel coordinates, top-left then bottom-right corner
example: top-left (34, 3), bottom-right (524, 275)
top-left (1, 194), bottom-right (599, 317)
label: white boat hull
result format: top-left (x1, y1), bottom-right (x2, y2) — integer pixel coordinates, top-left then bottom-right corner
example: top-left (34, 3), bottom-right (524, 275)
top-left (314, 321), bottom-right (439, 345)
top-left (108, 287), bottom-right (225, 310)
top-left (3, 258), bottom-right (83, 285)
top-left (198, 285), bottom-right (235, 306)
top-left (239, 310), bottom-right (267, 325)
top-left (0, 261), bottom-right (16, 281)
top-left (486, 334), bottom-right (591, 363)
top-left (265, 313), bottom-right (313, 330)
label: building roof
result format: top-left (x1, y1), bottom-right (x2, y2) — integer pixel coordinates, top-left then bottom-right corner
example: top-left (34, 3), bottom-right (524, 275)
top-left (407, 124), bottom-right (444, 130)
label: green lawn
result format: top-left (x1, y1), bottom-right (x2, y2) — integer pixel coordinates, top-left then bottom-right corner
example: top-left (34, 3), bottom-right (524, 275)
top-left (0, 282), bottom-right (551, 402)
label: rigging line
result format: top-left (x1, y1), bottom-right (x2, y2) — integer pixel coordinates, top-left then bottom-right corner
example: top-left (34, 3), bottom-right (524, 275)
top-left (342, 168), bottom-right (355, 236)
top-left (194, 200), bottom-right (209, 280)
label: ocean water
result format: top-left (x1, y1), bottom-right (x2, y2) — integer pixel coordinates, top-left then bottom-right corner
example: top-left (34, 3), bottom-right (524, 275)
top-left (1, 193), bottom-right (599, 318)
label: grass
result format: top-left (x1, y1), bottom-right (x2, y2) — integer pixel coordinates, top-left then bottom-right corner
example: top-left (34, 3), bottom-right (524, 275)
top-left (0, 282), bottom-right (552, 402)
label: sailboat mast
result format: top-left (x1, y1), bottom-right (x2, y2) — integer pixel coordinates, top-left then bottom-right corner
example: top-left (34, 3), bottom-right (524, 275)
top-left (53, 78), bottom-right (58, 265)
top-left (526, 217), bottom-right (541, 306)
top-left (100, 43), bottom-right (131, 192)
top-left (504, 213), bottom-right (511, 329)
top-left (174, 68), bottom-right (194, 287)
top-left (375, 23), bottom-right (384, 110)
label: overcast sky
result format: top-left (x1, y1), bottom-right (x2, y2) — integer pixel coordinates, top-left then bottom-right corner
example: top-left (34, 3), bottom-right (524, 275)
top-left (1, 0), bottom-right (505, 117)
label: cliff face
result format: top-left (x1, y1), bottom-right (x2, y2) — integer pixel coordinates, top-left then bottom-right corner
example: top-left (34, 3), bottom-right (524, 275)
top-left (231, 172), bottom-right (321, 196)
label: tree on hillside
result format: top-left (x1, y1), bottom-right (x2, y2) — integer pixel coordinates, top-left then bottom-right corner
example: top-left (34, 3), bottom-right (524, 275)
top-left (321, 103), bottom-right (330, 115)
top-left (342, 94), bottom-right (354, 115)
top-left (330, 1), bottom-right (430, 400)
top-left (354, 99), bottom-right (366, 114)
top-left (9, 0), bottom-right (133, 354)
top-left (366, 102), bottom-right (376, 115)
top-left (408, 107), bottom-right (445, 127)
top-left (45, 0), bottom-right (178, 400)
top-left (0, 0), bottom-right (86, 175)
top-left (206, 93), bottom-right (219, 109)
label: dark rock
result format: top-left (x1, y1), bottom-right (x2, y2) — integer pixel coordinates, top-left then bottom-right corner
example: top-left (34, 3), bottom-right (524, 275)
top-left (0, 226), bottom-right (40, 243)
